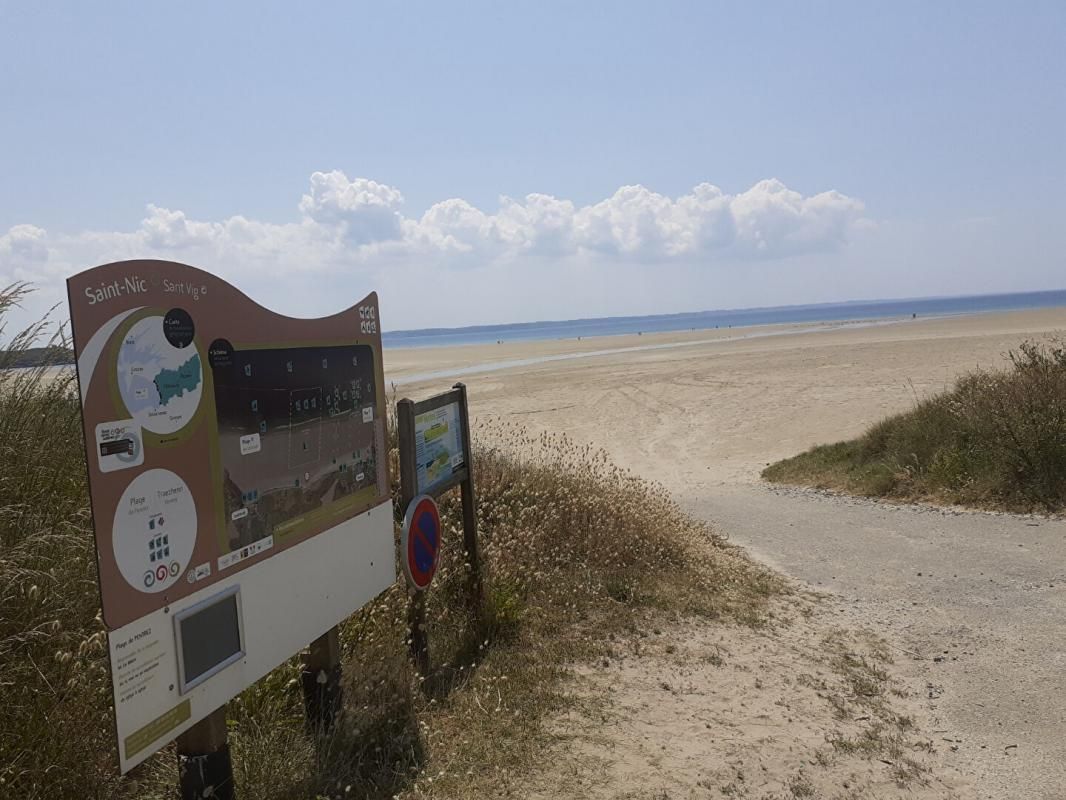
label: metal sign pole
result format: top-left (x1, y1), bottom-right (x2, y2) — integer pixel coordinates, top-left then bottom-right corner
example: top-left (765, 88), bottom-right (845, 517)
top-left (176, 705), bottom-right (234, 800)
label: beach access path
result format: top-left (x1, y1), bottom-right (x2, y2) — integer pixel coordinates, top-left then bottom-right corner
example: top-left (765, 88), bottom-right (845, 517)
top-left (389, 306), bottom-right (1066, 800)
top-left (689, 484), bottom-right (1066, 800)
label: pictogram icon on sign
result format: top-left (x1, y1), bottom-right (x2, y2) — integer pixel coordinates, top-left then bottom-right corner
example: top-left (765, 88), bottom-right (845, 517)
top-left (401, 495), bottom-right (442, 591)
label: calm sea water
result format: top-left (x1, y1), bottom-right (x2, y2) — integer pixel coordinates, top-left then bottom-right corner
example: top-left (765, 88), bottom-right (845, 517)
top-left (384, 289), bottom-right (1066, 349)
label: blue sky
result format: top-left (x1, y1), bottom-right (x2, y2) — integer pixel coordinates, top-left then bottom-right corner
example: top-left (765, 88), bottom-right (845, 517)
top-left (2, 1), bottom-right (1064, 330)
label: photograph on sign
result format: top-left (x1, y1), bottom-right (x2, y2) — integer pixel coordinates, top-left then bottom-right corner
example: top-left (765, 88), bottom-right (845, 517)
top-left (414, 401), bottom-right (466, 494)
top-left (66, 260), bottom-right (396, 772)
top-left (212, 342), bottom-right (381, 552)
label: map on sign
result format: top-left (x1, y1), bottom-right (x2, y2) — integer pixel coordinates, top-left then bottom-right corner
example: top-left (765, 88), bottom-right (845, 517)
top-left (414, 402), bottom-right (465, 494)
top-left (211, 343), bottom-right (382, 557)
top-left (117, 314), bottom-right (203, 435)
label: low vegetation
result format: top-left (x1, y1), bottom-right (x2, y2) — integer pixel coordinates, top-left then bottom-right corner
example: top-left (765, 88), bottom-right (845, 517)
top-left (1, 285), bottom-right (784, 800)
top-left (764, 338), bottom-right (1066, 512)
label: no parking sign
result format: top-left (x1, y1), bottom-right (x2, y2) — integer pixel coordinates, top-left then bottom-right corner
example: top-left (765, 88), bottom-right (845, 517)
top-left (401, 495), bottom-right (442, 591)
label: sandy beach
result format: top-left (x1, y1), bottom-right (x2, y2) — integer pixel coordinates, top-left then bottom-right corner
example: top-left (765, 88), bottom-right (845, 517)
top-left (387, 306), bottom-right (1066, 799)
top-left (388, 308), bottom-right (1066, 488)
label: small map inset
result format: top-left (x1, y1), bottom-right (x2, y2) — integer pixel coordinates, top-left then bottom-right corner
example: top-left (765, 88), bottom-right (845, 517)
top-left (212, 344), bottom-right (381, 556)
top-left (117, 314), bottom-right (203, 435)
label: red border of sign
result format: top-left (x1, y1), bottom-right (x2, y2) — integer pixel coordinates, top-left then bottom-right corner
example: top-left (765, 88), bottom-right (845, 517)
top-left (401, 495), bottom-right (441, 590)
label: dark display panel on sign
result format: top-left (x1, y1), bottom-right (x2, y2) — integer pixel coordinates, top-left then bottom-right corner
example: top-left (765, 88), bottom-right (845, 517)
top-left (175, 587), bottom-right (244, 693)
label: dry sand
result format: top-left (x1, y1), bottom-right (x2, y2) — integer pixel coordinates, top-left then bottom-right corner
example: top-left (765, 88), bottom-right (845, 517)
top-left (387, 309), bottom-right (1066, 489)
top-left (387, 307), bottom-right (1066, 799)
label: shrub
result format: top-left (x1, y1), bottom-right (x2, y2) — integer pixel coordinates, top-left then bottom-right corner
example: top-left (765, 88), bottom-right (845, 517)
top-left (763, 338), bottom-right (1066, 511)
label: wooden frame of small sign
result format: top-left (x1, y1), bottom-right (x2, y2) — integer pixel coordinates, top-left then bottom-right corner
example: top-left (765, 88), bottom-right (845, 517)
top-left (396, 382), bottom-right (483, 676)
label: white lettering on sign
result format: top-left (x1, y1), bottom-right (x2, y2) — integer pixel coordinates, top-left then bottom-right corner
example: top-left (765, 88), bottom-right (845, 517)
top-left (84, 275), bottom-right (149, 305)
top-left (82, 274), bottom-right (208, 305)
top-left (161, 279), bottom-right (206, 300)
top-left (358, 304), bottom-right (377, 334)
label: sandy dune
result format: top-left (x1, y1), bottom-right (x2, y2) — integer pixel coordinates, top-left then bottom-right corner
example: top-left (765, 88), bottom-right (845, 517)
top-left (387, 307), bottom-right (1066, 799)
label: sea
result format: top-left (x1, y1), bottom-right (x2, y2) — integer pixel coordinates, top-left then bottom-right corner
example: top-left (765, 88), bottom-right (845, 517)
top-left (383, 289), bottom-right (1066, 349)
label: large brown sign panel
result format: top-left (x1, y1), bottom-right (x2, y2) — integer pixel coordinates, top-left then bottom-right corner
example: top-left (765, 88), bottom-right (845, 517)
top-left (68, 260), bottom-right (390, 630)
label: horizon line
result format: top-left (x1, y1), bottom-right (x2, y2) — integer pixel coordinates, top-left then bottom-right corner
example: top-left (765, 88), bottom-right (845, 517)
top-left (382, 286), bottom-right (1066, 338)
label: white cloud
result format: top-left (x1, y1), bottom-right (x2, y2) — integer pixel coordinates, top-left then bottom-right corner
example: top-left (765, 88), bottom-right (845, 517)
top-left (0, 224), bottom-right (50, 264)
top-left (298, 171), bottom-right (406, 244)
top-left (730, 179), bottom-right (863, 256)
top-left (0, 171), bottom-right (867, 328)
top-left (141, 205), bottom-right (223, 250)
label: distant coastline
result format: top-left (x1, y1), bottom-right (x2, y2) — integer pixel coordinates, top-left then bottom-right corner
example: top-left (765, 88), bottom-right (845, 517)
top-left (4, 291), bottom-right (1065, 368)
top-left (0, 346), bottom-right (74, 369)
top-left (383, 288), bottom-right (1066, 349)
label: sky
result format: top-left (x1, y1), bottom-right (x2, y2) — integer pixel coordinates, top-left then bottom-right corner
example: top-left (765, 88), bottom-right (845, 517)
top-left (1, 1), bottom-right (1064, 332)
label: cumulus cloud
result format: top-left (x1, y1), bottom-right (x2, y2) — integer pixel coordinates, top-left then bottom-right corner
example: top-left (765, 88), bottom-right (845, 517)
top-left (0, 224), bottom-right (50, 264)
top-left (0, 171), bottom-right (866, 297)
top-left (298, 171), bottom-right (405, 244)
top-left (414, 178), bottom-right (863, 262)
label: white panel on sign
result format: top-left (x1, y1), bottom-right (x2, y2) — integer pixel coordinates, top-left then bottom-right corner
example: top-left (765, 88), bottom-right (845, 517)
top-left (239, 433), bottom-right (261, 455)
top-left (112, 469), bottom-right (197, 594)
top-left (95, 419), bottom-right (144, 472)
top-left (110, 502), bottom-right (394, 772)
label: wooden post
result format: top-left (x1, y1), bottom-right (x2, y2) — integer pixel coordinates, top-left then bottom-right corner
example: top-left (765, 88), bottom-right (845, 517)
top-left (177, 705), bottom-right (234, 800)
top-left (453, 383), bottom-right (484, 617)
top-left (397, 398), bottom-right (430, 675)
top-left (300, 626), bottom-right (343, 734)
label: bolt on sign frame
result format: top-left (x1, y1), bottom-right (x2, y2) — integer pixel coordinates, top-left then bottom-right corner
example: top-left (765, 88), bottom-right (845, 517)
top-left (66, 260), bottom-right (396, 776)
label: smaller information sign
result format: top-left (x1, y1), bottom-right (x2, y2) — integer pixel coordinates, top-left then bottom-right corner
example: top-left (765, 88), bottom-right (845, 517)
top-left (414, 402), bottom-right (466, 495)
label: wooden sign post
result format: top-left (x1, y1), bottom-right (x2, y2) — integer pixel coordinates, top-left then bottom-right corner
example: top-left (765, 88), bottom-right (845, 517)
top-left (176, 706), bottom-right (234, 800)
top-left (301, 627), bottom-right (343, 734)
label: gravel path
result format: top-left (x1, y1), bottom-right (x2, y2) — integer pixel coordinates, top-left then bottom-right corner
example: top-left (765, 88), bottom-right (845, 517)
top-left (685, 483), bottom-right (1066, 800)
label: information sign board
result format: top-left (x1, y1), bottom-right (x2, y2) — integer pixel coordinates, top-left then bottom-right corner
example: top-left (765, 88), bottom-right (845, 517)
top-left (413, 401), bottom-right (466, 495)
top-left (67, 260), bottom-right (395, 773)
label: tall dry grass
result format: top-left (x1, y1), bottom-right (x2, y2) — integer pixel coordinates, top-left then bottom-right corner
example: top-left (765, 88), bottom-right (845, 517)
top-left (1, 286), bottom-right (783, 799)
top-left (0, 284), bottom-right (117, 798)
top-left (763, 338), bottom-right (1066, 511)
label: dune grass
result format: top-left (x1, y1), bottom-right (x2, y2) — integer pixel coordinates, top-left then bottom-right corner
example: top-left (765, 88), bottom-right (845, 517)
top-left (763, 338), bottom-right (1066, 512)
top-left (0, 284), bottom-right (784, 800)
